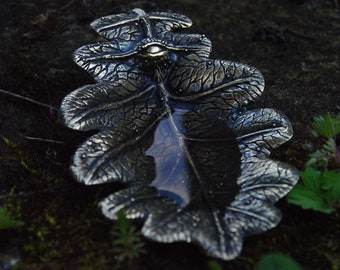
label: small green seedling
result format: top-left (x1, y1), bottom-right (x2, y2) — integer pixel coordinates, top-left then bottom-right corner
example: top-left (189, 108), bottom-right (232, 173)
top-left (307, 114), bottom-right (340, 170)
top-left (110, 211), bottom-right (145, 265)
top-left (207, 260), bottom-right (223, 270)
top-left (288, 114), bottom-right (340, 213)
top-left (255, 253), bottom-right (302, 270)
top-left (311, 114), bottom-right (340, 140)
top-left (0, 207), bottom-right (24, 230)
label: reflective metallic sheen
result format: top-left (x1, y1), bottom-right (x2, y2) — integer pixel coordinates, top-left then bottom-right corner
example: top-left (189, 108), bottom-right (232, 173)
top-left (60, 8), bottom-right (299, 260)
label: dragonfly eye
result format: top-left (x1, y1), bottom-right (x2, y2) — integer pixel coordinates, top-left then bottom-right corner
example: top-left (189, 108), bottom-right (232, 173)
top-left (139, 45), bottom-right (168, 59)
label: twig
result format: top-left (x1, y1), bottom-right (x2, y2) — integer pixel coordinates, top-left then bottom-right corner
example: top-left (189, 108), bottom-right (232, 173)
top-left (0, 88), bottom-right (58, 111)
top-left (24, 136), bottom-right (64, 144)
top-left (0, 184), bottom-right (75, 201)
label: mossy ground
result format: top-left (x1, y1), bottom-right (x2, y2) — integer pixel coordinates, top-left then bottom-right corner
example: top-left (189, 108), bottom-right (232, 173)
top-left (0, 0), bottom-right (339, 269)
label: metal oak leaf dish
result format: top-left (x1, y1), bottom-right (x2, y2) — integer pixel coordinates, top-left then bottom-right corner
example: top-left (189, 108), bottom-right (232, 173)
top-left (60, 8), bottom-right (299, 260)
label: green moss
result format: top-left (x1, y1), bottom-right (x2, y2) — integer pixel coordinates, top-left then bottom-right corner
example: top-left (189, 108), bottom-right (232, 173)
top-left (1, 137), bottom-right (37, 176)
top-left (0, 207), bottom-right (23, 229)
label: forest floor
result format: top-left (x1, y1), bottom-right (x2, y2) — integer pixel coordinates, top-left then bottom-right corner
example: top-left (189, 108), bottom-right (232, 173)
top-left (0, 0), bottom-right (339, 269)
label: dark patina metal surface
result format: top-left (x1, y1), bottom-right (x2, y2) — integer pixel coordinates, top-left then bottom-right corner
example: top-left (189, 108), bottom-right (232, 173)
top-left (60, 8), bottom-right (299, 260)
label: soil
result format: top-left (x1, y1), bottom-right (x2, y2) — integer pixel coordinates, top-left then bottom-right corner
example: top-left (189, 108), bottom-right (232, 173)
top-left (0, 0), bottom-right (339, 269)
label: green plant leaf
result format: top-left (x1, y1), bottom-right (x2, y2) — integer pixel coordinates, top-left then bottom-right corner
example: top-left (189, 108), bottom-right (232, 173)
top-left (288, 168), bottom-right (340, 213)
top-left (256, 253), bottom-right (302, 270)
top-left (287, 183), bottom-right (334, 213)
top-left (300, 168), bottom-right (322, 192)
top-left (287, 114), bottom-right (340, 213)
top-left (0, 207), bottom-right (24, 230)
top-left (321, 171), bottom-right (340, 204)
top-left (307, 138), bottom-right (336, 170)
top-left (207, 260), bottom-right (223, 270)
top-left (312, 114), bottom-right (340, 139)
